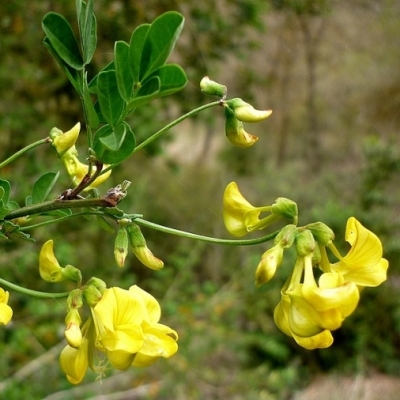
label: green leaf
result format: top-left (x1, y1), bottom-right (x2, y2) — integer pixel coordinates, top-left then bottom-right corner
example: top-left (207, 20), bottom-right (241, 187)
top-left (97, 70), bottom-right (125, 127)
top-left (99, 123), bottom-right (127, 151)
top-left (115, 41), bottom-right (134, 102)
top-left (152, 64), bottom-right (187, 96)
top-left (1, 221), bottom-right (35, 242)
top-left (88, 61), bottom-right (115, 94)
top-left (129, 24), bottom-right (150, 87)
top-left (32, 172), bottom-right (60, 204)
top-left (42, 12), bottom-right (84, 70)
top-left (0, 179), bottom-right (11, 205)
top-left (140, 12), bottom-right (184, 81)
top-left (126, 76), bottom-right (160, 111)
top-left (83, 72), bottom-right (99, 129)
top-left (78, 0), bottom-right (97, 64)
top-left (93, 122), bottom-right (136, 164)
top-left (43, 37), bottom-right (83, 95)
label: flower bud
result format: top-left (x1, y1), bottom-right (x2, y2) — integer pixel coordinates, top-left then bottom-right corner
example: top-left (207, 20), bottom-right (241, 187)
top-left (226, 98), bottom-right (272, 123)
top-left (127, 223), bottom-right (164, 270)
top-left (82, 284), bottom-right (104, 307)
top-left (64, 308), bottom-right (82, 348)
top-left (274, 224), bottom-right (298, 248)
top-left (255, 244), bottom-right (284, 286)
top-left (271, 198), bottom-right (298, 223)
top-left (306, 222), bottom-right (335, 246)
top-left (295, 229), bottom-right (315, 257)
top-left (200, 76), bottom-right (227, 98)
top-left (61, 264), bottom-right (82, 283)
top-left (0, 287), bottom-right (13, 325)
top-left (114, 227), bottom-right (129, 268)
top-left (86, 277), bottom-right (107, 294)
top-left (67, 289), bottom-right (84, 310)
top-left (224, 105), bottom-right (258, 147)
top-left (50, 123), bottom-right (80, 156)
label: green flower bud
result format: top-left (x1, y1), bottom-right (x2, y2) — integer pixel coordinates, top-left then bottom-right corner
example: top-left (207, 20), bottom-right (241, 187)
top-left (61, 264), bottom-right (82, 283)
top-left (306, 222), bottom-right (335, 246)
top-left (66, 289), bottom-right (84, 310)
top-left (82, 284), bottom-right (103, 308)
top-left (200, 76), bottom-right (227, 98)
top-left (85, 277), bottom-right (107, 295)
top-left (226, 98), bottom-right (272, 123)
top-left (274, 224), bottom-right (298, 248)
top-left (127, 223), bottom-right (164, 270)
top-left (295, 229), bottom-right (315, 257)
top-left (271, 198), bottom-right (298, 223)
top-left (114, 227), bottom-right (129, 268)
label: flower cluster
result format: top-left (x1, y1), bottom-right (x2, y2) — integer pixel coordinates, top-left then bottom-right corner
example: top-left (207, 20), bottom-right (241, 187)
top-left (223, 182), bottom-right (389, 349)
top-left (39, 241), bottom-right (178, 384)
top-left (50, 123), bottom-right (111, 190)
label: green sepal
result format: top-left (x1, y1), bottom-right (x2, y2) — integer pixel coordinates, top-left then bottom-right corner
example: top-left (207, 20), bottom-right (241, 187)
top-left (1, 221), bottom-right (35, 242)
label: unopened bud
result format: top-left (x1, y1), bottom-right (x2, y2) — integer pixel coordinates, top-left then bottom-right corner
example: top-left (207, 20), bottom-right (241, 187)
top-left (114, 227), bottom-right (129, 268)
top-left (255, 244), bottom-right (284, 287)
top-left (64, 308), bottom-right (82, 348)
top-left (226, 98), bottom-right (272, 123)
top-left (306, 222), bottom-right (335, 246)
top-left (200, 76), bottom-right (227, 98)
top-left (271, 198), bottom-right (298, 223)
top-left (295, 229), bottom-right (315, 257)
top-left (224, 105), bottom-right (258, 147)
top-left (127, 223), bottom-right (164, 270)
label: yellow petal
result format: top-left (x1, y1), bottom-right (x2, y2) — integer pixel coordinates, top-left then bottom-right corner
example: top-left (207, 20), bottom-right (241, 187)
top-left (129, 285), bottom-right (161, 323)
top-left (223, 182), bottom-right (262, 237)
top-left (60, 339), bottom-right (89, 385)
top-left (293, 329), bottom-right (334, 350)
top-left (39, 240), bottom-right (66, 282)
top-left (0, 302), bottom-right (13, 325)
top-left (332, 217), bottom-right (389, 286)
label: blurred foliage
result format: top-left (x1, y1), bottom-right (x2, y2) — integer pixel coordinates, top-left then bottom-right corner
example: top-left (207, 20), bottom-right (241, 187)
top-left (1, 0), bottom-right (400, 399)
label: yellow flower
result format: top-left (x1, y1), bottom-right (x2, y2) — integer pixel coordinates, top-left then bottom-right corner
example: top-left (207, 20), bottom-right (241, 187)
top-left (0, 287), bottom-right (13, 325)
top-left (61, 147), bottom-right (112, 191)
top-left (39, 240), bottom-right (67, 282)
top-left (274, 292), bottom-right (334, 350)
top-left (223, 182), bottom-right (281, 237)
top-left (129, 285), bottom-right (178, 367)
top-left (50, 123), bottom-right (80, 156)
top-left (92, 287), bottom-right (146, 370)
top-left (39, 240), bottom-right (82, 283)
top-left (60, 338), bottom-right (89, 385)
top-left (330, 217), bottom-right (389, 287)
top-left (274, 254), bottom-right (359, 350)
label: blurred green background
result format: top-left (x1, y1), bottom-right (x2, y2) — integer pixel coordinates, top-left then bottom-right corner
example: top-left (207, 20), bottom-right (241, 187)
top-left (1, 0), bottom-right (400, 399)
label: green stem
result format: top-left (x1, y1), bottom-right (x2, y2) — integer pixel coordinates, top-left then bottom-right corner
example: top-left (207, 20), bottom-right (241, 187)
top-left (0, 138), bottom-right (50, 170)
top-left (18, 210), bottom-right (110, 231)
top-left (0, 277), bottom-right (69, 299)
top-left (100, 100), bottom-right (222, 175)
top-left (4, 198), bottom-right (115, 221)
top-left (134, 217), bottom-right (279, 245)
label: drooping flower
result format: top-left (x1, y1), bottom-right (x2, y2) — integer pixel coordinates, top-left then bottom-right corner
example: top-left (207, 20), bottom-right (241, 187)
top-left (0, 287), bottom-right (13, 325)
top-left (60, 338), bottom-right (89, 385)
top-left (224, 105), bottom-right (258, 147)
top-left (329, 217), bottom-right (389, 287)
